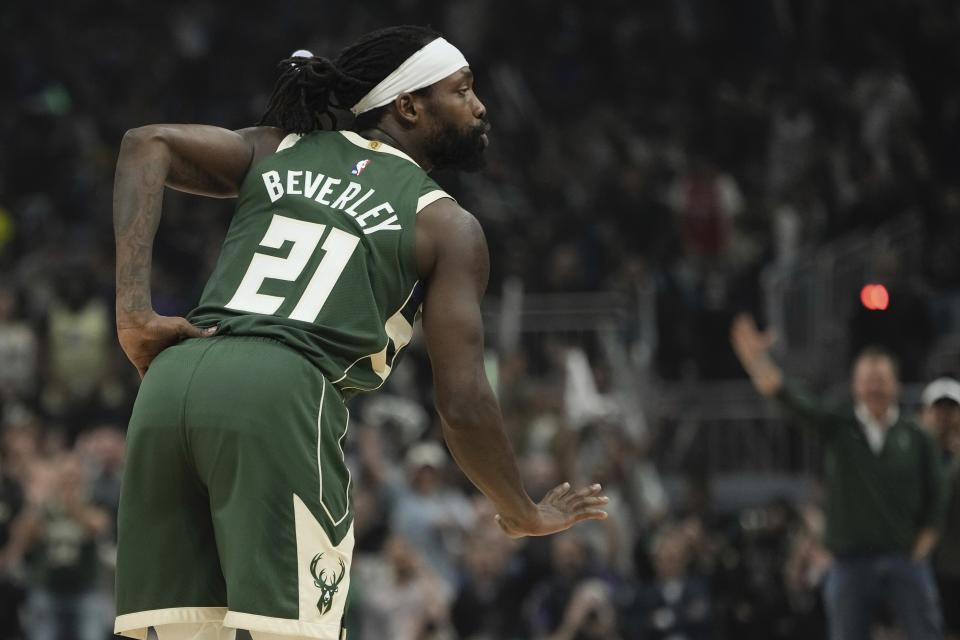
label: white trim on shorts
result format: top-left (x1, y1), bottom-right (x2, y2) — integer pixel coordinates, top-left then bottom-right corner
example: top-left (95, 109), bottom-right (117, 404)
top-left (223, 611), bottom-right (344, 639)
top-left (115, 607), bottom-right (228, 639)
top-left (115, 607), bottom-right (346, 640)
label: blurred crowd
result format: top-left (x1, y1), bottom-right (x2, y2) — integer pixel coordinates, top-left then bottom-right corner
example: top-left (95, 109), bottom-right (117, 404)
top-left (3, 0), bottom-right (960, 638)
top-left (4, 0), bottom-right (960, 380)
top-left (2, 346), bottom-right (958, 640)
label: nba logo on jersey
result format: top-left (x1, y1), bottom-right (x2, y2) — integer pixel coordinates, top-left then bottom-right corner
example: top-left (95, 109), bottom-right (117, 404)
top-left (351, 159), bottom-right (371, 176)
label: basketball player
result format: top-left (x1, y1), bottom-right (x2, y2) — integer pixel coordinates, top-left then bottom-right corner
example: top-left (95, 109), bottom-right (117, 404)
top-left (111, 26), bottom-right (609, 640)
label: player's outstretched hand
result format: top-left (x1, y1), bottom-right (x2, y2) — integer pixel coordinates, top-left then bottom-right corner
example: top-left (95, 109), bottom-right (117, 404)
top-left (495, 482), bottom-right (608, 538)
top-left (117, 311), bottom-right (217, 378)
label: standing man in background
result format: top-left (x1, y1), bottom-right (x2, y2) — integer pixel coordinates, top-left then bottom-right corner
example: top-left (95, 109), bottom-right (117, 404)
top-left (921, 377), bottom-right (960, 640)
top-left (731, 314), bottom-right (945, 640)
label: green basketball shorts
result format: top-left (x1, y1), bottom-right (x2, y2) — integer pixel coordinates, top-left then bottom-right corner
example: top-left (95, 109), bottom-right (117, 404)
top-left (114, 336), bottom-right (353, 640)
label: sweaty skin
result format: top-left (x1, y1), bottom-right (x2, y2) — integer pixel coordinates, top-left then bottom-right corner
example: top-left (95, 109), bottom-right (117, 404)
top-left (113, 84), bottom-right (607, 537)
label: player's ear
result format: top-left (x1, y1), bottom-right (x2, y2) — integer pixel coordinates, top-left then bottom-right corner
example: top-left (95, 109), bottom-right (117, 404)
top-left (393, 93), bottom-right (420, 126)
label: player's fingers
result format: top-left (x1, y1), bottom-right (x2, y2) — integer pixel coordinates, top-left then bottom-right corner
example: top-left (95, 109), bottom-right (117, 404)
top-left (545, 482), bottom-right (572, 502)
top-left (564, 483), bottom-right (602, 503)
top-left (177, 318), bottom-right (217, 339)
top-left (570, 496), bottom-right (610, 509)
top-left (565, 496), bottom-right (609, 515)
top-left (174, 318), bottom-right (204, 339)
top-left (572, 509), bottom-right (608, 523)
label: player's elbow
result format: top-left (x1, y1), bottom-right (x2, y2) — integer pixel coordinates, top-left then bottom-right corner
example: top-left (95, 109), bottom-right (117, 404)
top-left (435, 379), bottom-right (499, 433)
top-left (437, 401), bottom-right (482, 433)
top-left (121, 125), bottom-right (172, 152)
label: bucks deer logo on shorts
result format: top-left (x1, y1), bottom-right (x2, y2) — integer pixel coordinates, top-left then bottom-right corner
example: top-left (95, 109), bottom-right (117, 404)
top-left (310, 553), bottom-right (346, 615)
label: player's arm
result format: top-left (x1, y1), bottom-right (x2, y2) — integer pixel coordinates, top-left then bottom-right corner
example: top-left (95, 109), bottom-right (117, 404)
top-left (113, 124), bottom-right (283, 377)
top-left (119, 124), bottom-right (284, 198)
top-left (417, 199), bottom-right (608, 538)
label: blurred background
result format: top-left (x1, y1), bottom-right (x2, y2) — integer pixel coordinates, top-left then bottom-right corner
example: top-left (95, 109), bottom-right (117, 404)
top-left (1, 0), bottom-right (959, 638)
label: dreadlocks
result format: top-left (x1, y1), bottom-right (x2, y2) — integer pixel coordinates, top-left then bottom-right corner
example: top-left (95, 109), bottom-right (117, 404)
top-left (258, 25), bottom-right (441, 134)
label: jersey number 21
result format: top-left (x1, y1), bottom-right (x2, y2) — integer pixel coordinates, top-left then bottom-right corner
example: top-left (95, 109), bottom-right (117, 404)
top-left (225, 214), bottom-right (359, 323)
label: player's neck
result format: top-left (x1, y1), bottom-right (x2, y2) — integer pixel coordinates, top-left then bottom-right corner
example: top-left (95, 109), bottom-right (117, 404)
top-left (361, 126), bottom-right (433, 172)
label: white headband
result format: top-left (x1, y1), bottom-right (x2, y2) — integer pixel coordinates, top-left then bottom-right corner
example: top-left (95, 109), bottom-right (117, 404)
top-left (350, 37), bottom-right (469, 115)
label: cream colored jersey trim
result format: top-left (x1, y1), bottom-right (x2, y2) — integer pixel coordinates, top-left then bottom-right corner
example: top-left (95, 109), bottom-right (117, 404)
top-left (277, 133), bottom-right (302, 152)
top-left (115, 607), bottom-right (228, 638)
top-left (338, 131), bottom-right (419, 167)
top-left (331, 281), bottom-right (420, 387)
top-left (417, 190), bottom-right (454, 213)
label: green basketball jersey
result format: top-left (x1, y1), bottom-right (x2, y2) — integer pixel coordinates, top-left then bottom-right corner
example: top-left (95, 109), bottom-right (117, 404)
top-left (188, 130), bottom-right (451, 397)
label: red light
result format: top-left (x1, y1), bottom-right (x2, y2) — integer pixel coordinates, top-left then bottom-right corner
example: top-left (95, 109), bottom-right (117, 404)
top-left (860, 284), bottom-right (889, 311)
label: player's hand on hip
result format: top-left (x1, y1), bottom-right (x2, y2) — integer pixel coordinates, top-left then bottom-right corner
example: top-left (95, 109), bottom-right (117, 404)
top-left (495, 482), bottom-right (608, 538)
top-left (117, 311), bottom-right (217, 378)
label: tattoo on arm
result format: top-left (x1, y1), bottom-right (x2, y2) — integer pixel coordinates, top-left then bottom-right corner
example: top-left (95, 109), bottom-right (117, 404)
top-left (113, 136), bottom-right (169, 321)
top-left (113, 124), bottom-right (266, 322)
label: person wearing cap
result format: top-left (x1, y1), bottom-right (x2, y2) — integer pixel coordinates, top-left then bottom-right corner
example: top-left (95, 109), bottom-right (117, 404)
top-left (110, 25), bottom-right (608, 640)
top-left (731, 315), bottom-right (946, 640)
top-left (388, 441), bottom-right (474, 588)
top-left (921, 378), bottom-right (960, 640)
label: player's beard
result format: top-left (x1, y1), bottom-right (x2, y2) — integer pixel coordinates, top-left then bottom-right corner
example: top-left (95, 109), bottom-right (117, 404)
top-left (424, 119), bottom-right (490, 172)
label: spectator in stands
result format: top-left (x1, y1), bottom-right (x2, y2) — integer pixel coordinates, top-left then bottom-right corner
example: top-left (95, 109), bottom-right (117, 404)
top-left (0, 286), bottom-right (38, 402)
top-left (620, 525), bottom-right (713, 640)
top-left (451, 527), bottom-right (518, 640)
top-left (782, 505), bottom-right (831, 639)
top-left (921, 377), bottom-right (960, 640)
top-left (0, 449), bottom-right (25, 640)
top-left (731, 315), bottom-right (946, 640)
top-left (0, 415), bottom-right (41, 487)
top-left (76, 425), bottom-right (125, 544)
top-left (526, 532), bottom-right (599, 637)
top-left (389, 442), bottom-right (475, 588)
top-left (667, 152), bottom-right (744, 264)
top-left (356, 535), bottom-right (454, 640)
top-left (0, 452), bottom-right (111, 640)
top-left (44, 272), bottom-right (111, 398)
top-left (42, 271), bottom-right (112, 439)
top-left (548, 579), bottom-right (622, 640)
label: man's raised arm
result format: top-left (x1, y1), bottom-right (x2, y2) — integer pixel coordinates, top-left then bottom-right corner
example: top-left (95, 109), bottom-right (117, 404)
top-left (113, 124), bottom-right (283, 377)
top-left (730, 314), bottom-right (836, 430)
top-left (730, 314), bottom-right (784, 397)
top-left (417, 199), bottom-right (608, 538)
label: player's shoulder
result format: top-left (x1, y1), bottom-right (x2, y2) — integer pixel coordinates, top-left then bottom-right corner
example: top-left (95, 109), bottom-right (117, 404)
top-left (236, 125), bottom-right (285, 147)
top-left (416, 197), bottom-right (486, 266)
top-left (418, 197), bottom-right (481, 237)
top-left (235, 126), bottom-right (286, 167)
top-left (415, 197), bottom-right (486, 281)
